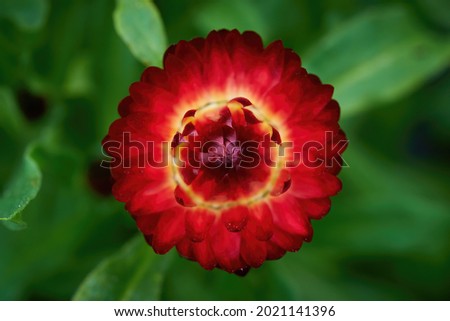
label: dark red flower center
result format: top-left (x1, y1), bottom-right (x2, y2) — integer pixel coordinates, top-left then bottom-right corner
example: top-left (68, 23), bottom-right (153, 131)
top-left (171, 97), bottom-right (291, 210)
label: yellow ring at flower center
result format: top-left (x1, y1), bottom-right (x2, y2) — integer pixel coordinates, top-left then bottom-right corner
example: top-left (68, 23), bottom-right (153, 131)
top-left (169, 100), bottom-right (286, 212)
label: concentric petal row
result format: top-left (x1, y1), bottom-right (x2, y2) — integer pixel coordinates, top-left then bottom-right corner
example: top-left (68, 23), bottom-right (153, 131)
top-left (134, 192), bottom-right (335, 272)
top-left (121, 30), bottom-right (336, 130)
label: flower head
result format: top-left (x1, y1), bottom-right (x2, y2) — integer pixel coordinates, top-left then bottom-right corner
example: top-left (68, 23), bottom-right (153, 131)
top-left (103, 30), bottom-right (347, 274)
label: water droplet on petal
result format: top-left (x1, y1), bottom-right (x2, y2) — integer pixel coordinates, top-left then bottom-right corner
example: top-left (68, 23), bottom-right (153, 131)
top-left (233, 266), bottom-right (250, 277)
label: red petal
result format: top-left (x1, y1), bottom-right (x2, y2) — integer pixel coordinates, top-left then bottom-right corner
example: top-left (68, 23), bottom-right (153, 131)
top-left (316, 99), bottom-right (340, 124)
top-left (282, 49), bottom-right (302, 79)
top-left (270, 168), bottom-right (292, 196)
top-left (246, 202), bottom-right (273, 241)
top-left (290, 171), bottom-right (342, 199)
top-left (240, 228), bottom-right (267, 268)
top-left (164, 53), bottom-right (204, 105)
top-left (298, 81), bottom-right (334, 119)
top-left (112, 175), bottom-right (146, 203)
top-left (326, 154), bottom-right (344, 175)
top-left (140, 66), bottom-right (171, 91)
top-left (188, 169), bottom-right (223, 201)
top-left (126, 184), bottom-right (178, 217)
top-left (203, 30), bottom-right (234, 88)
top-left (128, 82), bottom-right (177, 120)
top-left (266, 241), bottom-right (286, 260)
top-left (209, 221), bottom-right (243, 272)
top-left (134, 212), bottom-right (161, 236)
top-left (185, 208), bottom-right (216, 242)
top-left (269, 194), bottom-right (312, 238)
top-left (221, 206), bottom-right (249, 232)
top-left (174, 185), bottom-right (196, 207)
top-left (241, 31), bottom-right (264, 53)
top-left (294, 74), bottom-right (334, 117)
top-left (252, 40), bottom-right (285, 95)
top-left (176, 237), bottom-right (195, 261)
top-left (173, 40), bottom-right (203, 65)
top-left (298, 197), bottom-right (331, 220)
top-left (118, 96), bottom-right (132, 117)
top-left (189, 37), bottom-right (206, 51)
top-left (192, 240), bottom-right (217, 270)
top-left (270, 227), bottom-right (304, 252)
top-left (152, 209), bottom-right (186, 254)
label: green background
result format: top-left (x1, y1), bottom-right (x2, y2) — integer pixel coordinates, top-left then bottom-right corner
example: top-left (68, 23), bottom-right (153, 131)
top-left (1, 0), bottom-right (449, 300)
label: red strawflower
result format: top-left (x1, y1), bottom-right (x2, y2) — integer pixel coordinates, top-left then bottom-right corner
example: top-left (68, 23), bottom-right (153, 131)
top-left (103, 30), bottom-right (347, 274)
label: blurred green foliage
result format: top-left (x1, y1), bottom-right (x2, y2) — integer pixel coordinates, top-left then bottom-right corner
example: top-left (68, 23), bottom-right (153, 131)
top-left (0, 0), bottom-right (449, 300)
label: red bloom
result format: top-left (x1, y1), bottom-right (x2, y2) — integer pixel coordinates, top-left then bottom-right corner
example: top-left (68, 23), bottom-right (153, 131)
top-left (103, 30), bottom-right (347, 274)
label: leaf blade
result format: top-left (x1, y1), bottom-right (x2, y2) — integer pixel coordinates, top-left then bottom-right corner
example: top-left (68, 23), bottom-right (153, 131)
top-left (113, 0), bottom-right (167, 66)
top-left (0, 144), bottom-right (42, 230)
top-left (304, 5), bottom-right (450, 117)
top-left (73, 236), bottom-right (172, 300)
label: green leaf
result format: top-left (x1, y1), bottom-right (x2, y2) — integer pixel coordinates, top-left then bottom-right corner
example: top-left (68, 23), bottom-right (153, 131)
top-left (0, 144), bottom-right (42, 230)
top-left (0, 0), bottom-right (49, 31)
top-left (304, 5), bottom-right (450, 117)
top-left (73, 236), bottom-right (172, 300)
top-left (113, 0), bottom-right (167, 66)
